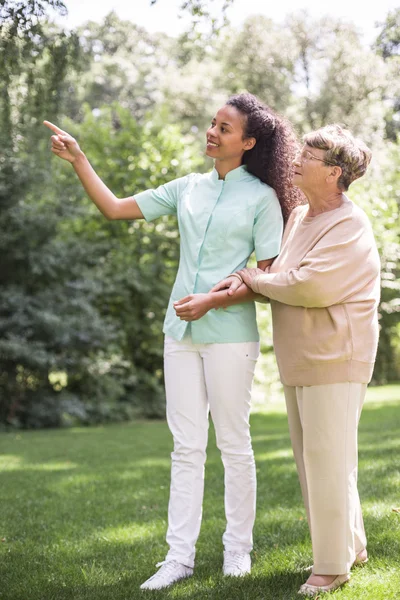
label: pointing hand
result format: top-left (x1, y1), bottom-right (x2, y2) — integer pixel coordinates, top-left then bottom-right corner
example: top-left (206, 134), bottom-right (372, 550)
top-left (43, 120), bottom-right (83, 164)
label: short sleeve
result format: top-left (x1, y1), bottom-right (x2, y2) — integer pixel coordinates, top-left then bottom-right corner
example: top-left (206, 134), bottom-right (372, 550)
top-left (253, 188), bottom-right (283, 261)
top-left (135, 175), bottom-right (191, 222)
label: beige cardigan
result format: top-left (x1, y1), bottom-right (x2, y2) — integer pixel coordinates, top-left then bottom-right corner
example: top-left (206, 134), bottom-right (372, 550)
top-left (251, 197), bottom-right (381, 386)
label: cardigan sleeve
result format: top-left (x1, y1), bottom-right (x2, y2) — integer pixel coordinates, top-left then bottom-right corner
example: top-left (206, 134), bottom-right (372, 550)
top-left (251, 215), bottom-right (380, 308)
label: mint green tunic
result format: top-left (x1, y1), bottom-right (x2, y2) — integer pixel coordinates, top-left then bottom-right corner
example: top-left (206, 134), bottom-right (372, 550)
top-left (135, 165), bottom-right (283, 343)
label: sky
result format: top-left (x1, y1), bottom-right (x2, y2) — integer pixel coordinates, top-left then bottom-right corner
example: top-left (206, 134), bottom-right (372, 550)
top-left (54, 0), bottom-right (399, 43)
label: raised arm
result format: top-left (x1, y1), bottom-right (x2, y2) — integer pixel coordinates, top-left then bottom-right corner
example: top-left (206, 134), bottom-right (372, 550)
top-left (43, 120), bottom-right (143, 221)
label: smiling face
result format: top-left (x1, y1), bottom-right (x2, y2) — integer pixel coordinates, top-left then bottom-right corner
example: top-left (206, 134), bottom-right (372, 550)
top-left (292, 145), bottom-right (339, 195)
top-left (205, 105), bottom-right (256, 169)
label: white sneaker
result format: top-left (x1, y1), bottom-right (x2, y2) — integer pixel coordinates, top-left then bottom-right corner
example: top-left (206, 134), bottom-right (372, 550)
top-left (140, 560), bottom-right (193, 590)
top-left (223, 551), bottom-right (251, 576)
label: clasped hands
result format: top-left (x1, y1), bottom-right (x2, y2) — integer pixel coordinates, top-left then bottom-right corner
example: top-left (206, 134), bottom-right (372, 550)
top-left (173, 267), bottom-right (265, 322)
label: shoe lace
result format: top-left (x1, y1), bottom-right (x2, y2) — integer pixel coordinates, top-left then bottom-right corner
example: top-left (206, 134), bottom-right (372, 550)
top-left (225, 552), bottom-right (247, 569)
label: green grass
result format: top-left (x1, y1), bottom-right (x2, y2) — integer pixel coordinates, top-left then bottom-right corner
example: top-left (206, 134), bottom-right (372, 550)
top-left (1, 385), bottom-right (400, 600)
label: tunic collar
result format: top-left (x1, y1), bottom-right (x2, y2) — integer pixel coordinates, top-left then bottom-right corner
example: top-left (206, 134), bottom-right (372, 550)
top-left (211, 164), bottom-right (249, 182)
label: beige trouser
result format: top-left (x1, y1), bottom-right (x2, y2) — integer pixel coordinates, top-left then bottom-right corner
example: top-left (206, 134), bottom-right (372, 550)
top-left (283, 382), bottom-right (367, 575)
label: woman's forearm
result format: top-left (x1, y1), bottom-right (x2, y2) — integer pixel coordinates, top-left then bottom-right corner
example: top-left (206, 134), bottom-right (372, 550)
top-left (209, 283), bottom-right (265, 309)
top-left (72, 153), bottom-right (120, 219)
top-left (72, 153), bottom-right (143, 220)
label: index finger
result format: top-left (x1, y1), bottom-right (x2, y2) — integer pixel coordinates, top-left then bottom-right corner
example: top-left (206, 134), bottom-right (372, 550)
top-left (210, 279), bottom-right (230, 293)
top-left (43, 120), bottom-right (67, 135)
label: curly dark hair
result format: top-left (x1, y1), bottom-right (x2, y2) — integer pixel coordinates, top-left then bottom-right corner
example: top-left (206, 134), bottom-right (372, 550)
top-left (226, 93), bottom-right (304, 222)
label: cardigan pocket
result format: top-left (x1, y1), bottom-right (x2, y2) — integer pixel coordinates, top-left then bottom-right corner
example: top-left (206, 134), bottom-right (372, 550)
top-left (301, 304), bottom-right (352, 363)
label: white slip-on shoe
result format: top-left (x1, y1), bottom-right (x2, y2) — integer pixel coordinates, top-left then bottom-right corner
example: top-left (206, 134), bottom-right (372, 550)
top-left (140, 560), bottom-right (193, 590)
top-left (223, 551), bottom-right (251, 577)
top-left (298, 573), bottom-right (350, 596)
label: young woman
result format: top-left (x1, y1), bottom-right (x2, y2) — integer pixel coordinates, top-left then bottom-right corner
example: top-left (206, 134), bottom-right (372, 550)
top-left (44, 93), bottom-right (302, 590)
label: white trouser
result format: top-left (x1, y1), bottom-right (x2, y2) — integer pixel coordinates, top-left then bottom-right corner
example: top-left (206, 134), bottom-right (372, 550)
top-left (283, 382), bottom-right (367, 575)
top-left (163, 335), bottom-right (260, 568)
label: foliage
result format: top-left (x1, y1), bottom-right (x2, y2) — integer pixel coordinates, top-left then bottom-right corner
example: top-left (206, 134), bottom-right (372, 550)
top-left (0, 1), bottom-right (202, 427)
top-left (375, 7), bottom-right (400, 59)
top-left (69, 12), bottom-right (176, 122)
top-left (351, 143), bottom-right (400, 383)
top-left (221, 16), bottom-right (297, 114)
top-left (0, 98), bottom-right (202, 427)
top-left (375, 8), bottom-right (400, 140)
top-left (0, 0), bottom-right (94, 427)
top-left (164, 0), bottom-right (235, 64)
top-left (1, 1), bottom-right (399, 427)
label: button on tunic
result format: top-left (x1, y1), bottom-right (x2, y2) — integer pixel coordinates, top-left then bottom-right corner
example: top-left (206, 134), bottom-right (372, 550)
top-left (135, 165), bottom-right (283, 343)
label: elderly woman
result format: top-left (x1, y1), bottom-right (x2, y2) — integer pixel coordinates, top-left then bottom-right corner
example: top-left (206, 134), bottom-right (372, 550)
top-left (213, 124), bottom-right (380, 595)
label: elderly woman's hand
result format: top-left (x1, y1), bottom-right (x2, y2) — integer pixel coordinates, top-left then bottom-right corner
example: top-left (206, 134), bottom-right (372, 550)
top-left (210, 274), bottom-right (243, 296)
top-left (237, 267), bottom-right (266, 289)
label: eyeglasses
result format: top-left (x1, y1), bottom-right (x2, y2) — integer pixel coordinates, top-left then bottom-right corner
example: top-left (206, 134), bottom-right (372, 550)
top-left (296, 149), bottom-right (337, 166)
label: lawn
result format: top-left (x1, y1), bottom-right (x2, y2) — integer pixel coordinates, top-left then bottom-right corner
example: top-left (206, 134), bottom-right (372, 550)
top-left (1, 384), bottom-right (400, 600)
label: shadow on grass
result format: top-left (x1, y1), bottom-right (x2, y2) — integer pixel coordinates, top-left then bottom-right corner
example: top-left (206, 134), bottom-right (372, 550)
top-left (0, 535), bottom-right (309, 600)
top-left (0, 399), bottom-right (399, 599)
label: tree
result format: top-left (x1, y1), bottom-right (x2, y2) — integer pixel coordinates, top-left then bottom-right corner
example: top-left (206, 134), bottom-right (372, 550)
top-left (2, 2), bottom-right (399, 428)
top-left (375, 8), bottom-right (400, 140)
top-left (69, 12), bottom-right (176, 122)
top-left (221, 16), bottom-right (297, 114)
top-left (0, 2), bottom-right (201, 427)
top-left (283, 13), bottom-right (389, 141)
top-left (215, 12), bottom-right (389, 144)
top-left (151, 0), bottom-right (234, 63)
top-left (351, 144), bottom-right (400, 383)
top-left (0, 1), bottom-right (92, 427)
top-left (375, 8), bottom-right (400, 59)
